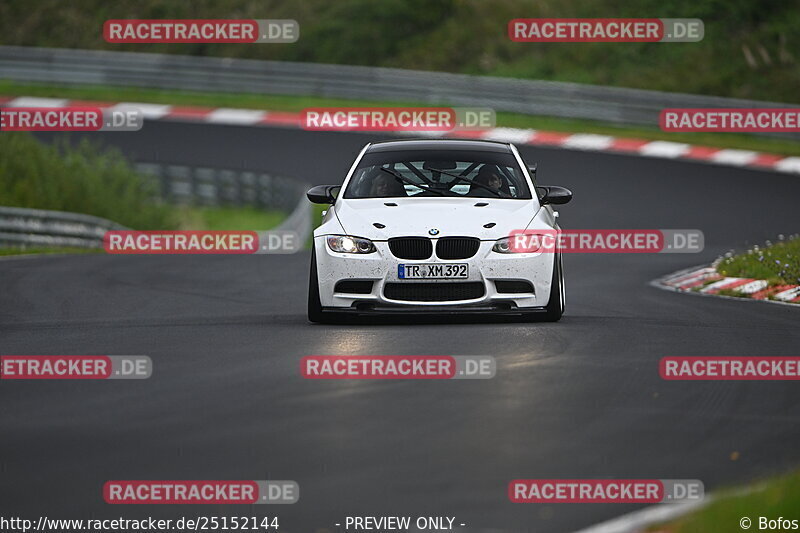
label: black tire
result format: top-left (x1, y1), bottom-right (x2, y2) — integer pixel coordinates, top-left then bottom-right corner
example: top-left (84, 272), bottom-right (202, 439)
top-left (307, 245), bottom-right (324, 323)
top-left (308, 245), bottom-right (349, 324)
top-left (523, 254), bottom-right (564, 322)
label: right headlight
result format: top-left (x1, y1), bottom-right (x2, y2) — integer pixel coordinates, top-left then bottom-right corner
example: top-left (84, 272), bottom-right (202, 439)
top-left (326, 235), bottom-right (376, 254)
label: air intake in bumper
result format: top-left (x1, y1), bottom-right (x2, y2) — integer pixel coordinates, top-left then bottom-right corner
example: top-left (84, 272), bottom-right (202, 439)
top-left (494, 280), bottom-right (535, 294)
top-left (334, 280), bottom-right (374, 294)
top-left (384, 282), bottom-right (485, 302)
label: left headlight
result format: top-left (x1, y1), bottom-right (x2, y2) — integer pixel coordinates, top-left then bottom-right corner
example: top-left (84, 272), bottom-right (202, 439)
top-left (326, 235), bottom-right (377, 254)
top-left (492, 235), bottom-right (543, 254)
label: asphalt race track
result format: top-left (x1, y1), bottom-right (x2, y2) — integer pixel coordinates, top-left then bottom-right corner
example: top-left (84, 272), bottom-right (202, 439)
top-left (1, 122), bottom-right (799, 532)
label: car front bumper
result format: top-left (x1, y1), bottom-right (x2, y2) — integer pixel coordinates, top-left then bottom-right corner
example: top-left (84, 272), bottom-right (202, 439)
top-left (314, 237), bottom-right (557, 313)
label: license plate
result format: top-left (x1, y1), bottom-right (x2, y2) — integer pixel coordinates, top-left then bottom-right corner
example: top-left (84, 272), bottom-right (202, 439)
top-left (398, 263), bottom-right (468, 279)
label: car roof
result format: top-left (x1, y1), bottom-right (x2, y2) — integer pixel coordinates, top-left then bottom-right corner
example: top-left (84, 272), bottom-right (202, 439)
top-left (365, 139), bottom-right (513, 153)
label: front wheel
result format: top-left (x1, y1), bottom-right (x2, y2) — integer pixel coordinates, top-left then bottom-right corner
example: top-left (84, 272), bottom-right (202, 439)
top-left (524, 254), bottom-right (564, 322)
top-left (307, 245), bottom-right (324, 323)
top-left (308, 245), bottom-right (349, 324)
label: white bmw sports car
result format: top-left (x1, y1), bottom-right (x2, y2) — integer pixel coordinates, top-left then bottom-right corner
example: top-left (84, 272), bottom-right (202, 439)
top-left (306, 139), bottom-right (572, 323)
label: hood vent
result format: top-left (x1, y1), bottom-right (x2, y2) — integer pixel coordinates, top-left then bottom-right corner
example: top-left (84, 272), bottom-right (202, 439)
top-left (483, 222), bottom-right (496, 228)
top-left (373, 223), bottom-right (386, 229)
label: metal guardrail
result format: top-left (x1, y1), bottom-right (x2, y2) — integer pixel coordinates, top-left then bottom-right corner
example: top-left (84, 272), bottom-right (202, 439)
top-left (0, 164), bottom-right (311, 249)
top-left (273, 193), bottom-right (311, 240)
top-left (138, 162), bottom-right (314, 251)
top-left (0, 45), bottom-right (797, 138)
top-left (133, 162), bottom-right (306, 213)
top-left (0, 206), bottom-right (128, 248)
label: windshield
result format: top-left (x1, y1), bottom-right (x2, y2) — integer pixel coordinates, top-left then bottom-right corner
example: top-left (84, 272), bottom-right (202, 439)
top-left (343, 149), bottom-right (532, 199)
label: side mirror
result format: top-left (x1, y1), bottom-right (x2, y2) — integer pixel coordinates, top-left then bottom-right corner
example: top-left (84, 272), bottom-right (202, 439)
top-left (307, 185), bottom-right (340, 204)
top-left (539, 185), bottom-right (572, 205)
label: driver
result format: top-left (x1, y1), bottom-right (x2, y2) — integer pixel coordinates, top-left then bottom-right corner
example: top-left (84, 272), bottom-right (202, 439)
top-left (369, 171), bottom-right (407, 198)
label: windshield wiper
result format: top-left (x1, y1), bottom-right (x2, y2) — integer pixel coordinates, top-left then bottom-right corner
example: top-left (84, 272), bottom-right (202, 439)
top-left (379, 167), bottom-right (450, 196)
top-left (430, 167), bottom-right (510, 198)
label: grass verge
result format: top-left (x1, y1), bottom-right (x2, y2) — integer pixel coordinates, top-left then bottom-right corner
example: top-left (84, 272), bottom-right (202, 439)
top-left (3, 80), bottom-right (800, 157)
top-left (717, 236), bottom-right (800, 286)
top-left (647, 469), bottom-right (800, 533)
top-left (306, 203), bottom-right (329, 248)
top-left (174, 206), bottom-right (285, 231)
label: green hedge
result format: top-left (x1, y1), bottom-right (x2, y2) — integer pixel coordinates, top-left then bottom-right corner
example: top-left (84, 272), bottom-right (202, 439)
top-left (0, 132), bottom-right (174, 229)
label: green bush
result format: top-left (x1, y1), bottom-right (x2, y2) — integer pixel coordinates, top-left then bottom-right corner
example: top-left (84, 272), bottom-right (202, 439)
top-left (0, 0), bottom-right (798, 102)
top-left (0, 132), bottom-right (175, 229)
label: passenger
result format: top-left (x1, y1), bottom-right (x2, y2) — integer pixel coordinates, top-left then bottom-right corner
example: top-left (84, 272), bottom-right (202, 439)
top-left (469, 165), bottom-right (510, 196)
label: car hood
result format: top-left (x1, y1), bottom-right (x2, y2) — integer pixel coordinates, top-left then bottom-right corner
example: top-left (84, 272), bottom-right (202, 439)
top-left (334, 197), bottom-right (539, 241)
